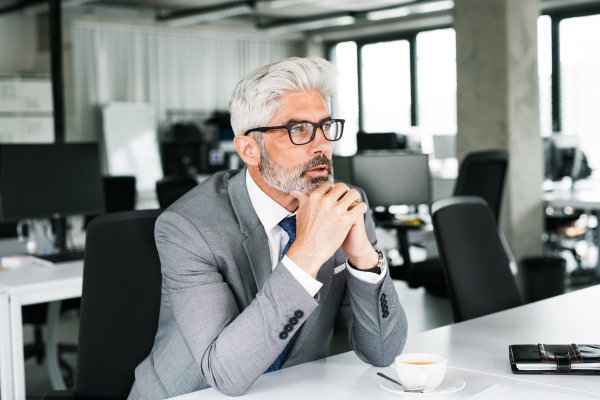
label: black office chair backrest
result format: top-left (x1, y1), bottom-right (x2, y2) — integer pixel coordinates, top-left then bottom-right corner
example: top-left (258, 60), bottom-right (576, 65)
top-left (162, 183), bottom-right (197, 209)
top-left (431, 196), bottom-right (522, 322)
top-left (453, 150), bottom-right (509, 222)
top-left (75, 210), bottom-right (163, 398)
top-left (104, 176), bottom-right (137, 213)
top-left (156, 176), bottom-right (197, 208)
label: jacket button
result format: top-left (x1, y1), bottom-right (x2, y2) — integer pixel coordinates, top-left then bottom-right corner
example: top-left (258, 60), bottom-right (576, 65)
top-left (289, 317), bottom-right (298, 325)
top-left (279, 331), bottom-right (288, 340)
top-left (295, 310), bottom-right (304, 318)
top-left (382, 305), bottom-right (388, 313)
top-left (383, 311), bottom-right (389, 318)
top-left (380, 293), bottom-right (386, 301)
top-left (284, 324), bottom-right (293, 332)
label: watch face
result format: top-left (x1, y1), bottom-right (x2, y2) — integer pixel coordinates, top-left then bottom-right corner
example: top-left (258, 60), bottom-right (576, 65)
top-left (376, 250), bottom-right (385, 267)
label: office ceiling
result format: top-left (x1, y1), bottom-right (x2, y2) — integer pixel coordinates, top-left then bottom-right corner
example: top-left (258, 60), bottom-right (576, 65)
top-left (2, 0), bottom-right (600, 36)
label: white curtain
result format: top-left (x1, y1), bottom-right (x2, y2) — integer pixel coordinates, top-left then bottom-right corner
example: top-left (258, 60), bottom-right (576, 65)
top-left (71, 21), bottom-right (299, 141)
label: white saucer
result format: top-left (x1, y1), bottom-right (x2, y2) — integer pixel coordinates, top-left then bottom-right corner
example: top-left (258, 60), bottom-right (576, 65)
top-left (379, 374), bottom-right (465, 396)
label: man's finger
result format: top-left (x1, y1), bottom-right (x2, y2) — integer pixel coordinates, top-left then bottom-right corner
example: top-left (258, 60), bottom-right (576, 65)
top-left (290, 190), bottom-right (309, 204)
top-left (326, 183), bottom-right (351, 201)
top-left (311, 182), bottom-right (335, 198)
top-left (347, 200), bottom-right (360, 210)
top-left (338, 188), bottom-right (361, 210)
top-left (348, 202), bottom-right (368, 219)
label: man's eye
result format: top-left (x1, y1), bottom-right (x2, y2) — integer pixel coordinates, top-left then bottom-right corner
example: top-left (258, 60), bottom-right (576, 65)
top-left (290, 125), bottom-right (303, 135)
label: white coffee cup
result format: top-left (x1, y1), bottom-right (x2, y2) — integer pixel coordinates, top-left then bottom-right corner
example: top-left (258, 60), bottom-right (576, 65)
top-left (395, 353), bottom-right (447, 392)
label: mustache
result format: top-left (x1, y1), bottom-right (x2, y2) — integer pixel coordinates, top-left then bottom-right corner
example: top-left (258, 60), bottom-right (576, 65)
top-left (300, 155), bottom-right (333, 177)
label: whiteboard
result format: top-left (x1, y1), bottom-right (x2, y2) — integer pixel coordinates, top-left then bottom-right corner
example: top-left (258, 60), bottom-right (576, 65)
top-left (0, 117), bottom-right (54, 143)
top-left (0, 78), bottom-right (53, 112)
top-left (101, 102), bottom-right (163, 192)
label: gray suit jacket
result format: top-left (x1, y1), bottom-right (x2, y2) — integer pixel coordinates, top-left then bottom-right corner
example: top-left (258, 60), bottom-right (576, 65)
top-left (130, 168), bottom-right (407, 399)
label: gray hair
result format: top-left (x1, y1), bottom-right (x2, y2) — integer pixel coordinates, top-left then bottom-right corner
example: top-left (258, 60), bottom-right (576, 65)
top-left (229, 57), bottom-right (338, 136)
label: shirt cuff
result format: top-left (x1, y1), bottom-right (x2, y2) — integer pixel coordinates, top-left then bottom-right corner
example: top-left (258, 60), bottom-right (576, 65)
top-left (282, 255), bottom-right (323, 297)
top-left (345, 255), bottom-right (388, 284)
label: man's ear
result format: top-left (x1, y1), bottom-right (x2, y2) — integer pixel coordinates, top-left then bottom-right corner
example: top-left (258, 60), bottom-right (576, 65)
top-left (234, 135), bottom-right (260, 167)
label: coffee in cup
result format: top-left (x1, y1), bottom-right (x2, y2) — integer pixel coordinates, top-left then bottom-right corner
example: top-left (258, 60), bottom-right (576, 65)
top-left (395, 353), bottom-right (447, 392)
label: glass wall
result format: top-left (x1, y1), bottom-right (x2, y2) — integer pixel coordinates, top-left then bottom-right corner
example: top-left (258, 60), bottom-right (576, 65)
top-left (560, 14), bottom-right (600, 176)
top-left (416, 28), bottom-right (456, 134)
top-left (331, 41), bottom-right (359, 156)
top-left (361, 40), bottom-right (412, 134)
top-left (538, 15), bottom-right (553, 138)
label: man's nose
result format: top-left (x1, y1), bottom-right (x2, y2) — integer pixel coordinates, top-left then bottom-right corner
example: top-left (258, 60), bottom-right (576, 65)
top-left (310, 126), bottom-right (331, 153)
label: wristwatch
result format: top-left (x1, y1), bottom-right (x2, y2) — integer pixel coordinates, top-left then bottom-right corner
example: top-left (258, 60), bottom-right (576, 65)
top-left (349, 249), bottom-right (384, 274)
top-left (375, 249), bottom-right (385, 269)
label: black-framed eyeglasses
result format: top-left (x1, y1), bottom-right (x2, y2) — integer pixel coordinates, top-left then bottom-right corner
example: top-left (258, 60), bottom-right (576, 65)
top-left (244, 119), bottom-right (345, 145)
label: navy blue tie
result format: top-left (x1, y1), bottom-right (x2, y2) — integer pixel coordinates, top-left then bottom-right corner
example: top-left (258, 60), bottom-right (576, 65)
top-left (264, 215), bottom-right (296, 373)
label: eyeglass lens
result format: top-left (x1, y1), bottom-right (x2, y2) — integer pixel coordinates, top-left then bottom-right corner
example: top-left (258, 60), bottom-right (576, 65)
top-left (289, 120), bottom-right (342, 144)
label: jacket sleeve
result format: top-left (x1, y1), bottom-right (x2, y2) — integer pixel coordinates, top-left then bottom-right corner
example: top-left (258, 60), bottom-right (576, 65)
top-left (155, 210), bottom-right (319, 396)
top-left (339, 188), bottom-right (408, 367)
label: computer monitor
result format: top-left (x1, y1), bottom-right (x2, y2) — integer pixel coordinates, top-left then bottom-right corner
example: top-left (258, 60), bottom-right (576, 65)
top-left (332, 156), bottom-right (354, 185)
top-left (545, 134), bottom-right (591, 182)
top-left (356, 132), bottom-right (407, 152)
top-left (0, 143), bottom-right (105, 223)
top-left (352, 152), bottom-right (430, 207)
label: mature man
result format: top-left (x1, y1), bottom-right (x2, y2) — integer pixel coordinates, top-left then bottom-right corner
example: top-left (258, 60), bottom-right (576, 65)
top-left (129, 57), bottom-right (407, 399)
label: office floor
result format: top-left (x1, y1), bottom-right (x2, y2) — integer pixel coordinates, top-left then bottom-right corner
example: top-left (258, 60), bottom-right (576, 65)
top-left (23, 280), bottom-right (453, 396)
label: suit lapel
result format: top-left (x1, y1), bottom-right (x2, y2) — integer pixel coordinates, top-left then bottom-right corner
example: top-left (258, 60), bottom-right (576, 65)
top-left (242, 226), bottom-right (272, 293)
top-left (228, 168), bottom-right (337, 351)
top-left (229, 168), bottom-right (272, 297)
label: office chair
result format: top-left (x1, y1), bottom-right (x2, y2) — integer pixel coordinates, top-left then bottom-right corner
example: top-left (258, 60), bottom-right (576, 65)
top-left (398, 150), bottom-right (510, 297)
top-left (156, 176), bottom-right (197, 209)
top-left (85, 176), bottom-right (137, 226)
top-left (161, 182), bottom-right (198, 208)
top-left (44, 210), bottom-right (163, 399)
top-left (24, 176), bottom-right (136, 385)
top-left (431, 196), bottom-right (522, 322)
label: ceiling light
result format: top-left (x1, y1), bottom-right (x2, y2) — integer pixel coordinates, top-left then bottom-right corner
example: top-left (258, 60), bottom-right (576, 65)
top-left (163, 4), bottom-right (253, 27)
top-left (261, 0), bottom-right (319, 9)
top-left (267, 15), bottom-right (356, 34)
top-left (366, 0), bottom-right (454, 21)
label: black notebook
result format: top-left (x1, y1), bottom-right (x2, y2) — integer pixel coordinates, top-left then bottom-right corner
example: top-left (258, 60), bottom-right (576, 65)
top-left (509, 344), bottom-right (600, 375)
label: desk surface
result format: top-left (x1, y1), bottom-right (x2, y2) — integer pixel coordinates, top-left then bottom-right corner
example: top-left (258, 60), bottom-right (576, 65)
top-left (0, 259), bottom-right (83, 305)
top-left (174, 285), bottom-right (600, 400)
top-left (543, 188), bottom-right (600, 210)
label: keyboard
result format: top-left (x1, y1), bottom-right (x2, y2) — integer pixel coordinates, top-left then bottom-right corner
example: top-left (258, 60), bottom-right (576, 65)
top-left (30, 250), bottom-right (85, 266)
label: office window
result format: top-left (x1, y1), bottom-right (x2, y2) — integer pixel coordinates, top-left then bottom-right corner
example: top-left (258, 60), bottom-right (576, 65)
top-left (331, 41), bottom-right (359, 156)
top-left (361, 40), bottom-right (412, 133)
top-left (416, 28), bottom-right (456, 133)
top-left (561, 14), bottom-right (600, 175)
top-left (538, 15), bottom-right (553, 138)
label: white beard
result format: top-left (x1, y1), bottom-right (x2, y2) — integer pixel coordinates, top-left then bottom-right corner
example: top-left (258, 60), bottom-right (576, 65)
top-left (257, 140), bottom-right (334, 195)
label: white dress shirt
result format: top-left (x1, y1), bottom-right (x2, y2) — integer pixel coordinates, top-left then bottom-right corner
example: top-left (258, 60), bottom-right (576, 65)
top-left (245, 170), bottom-right (387, 297)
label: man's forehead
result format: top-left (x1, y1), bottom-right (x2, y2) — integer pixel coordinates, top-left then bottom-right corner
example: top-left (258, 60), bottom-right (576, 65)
top-left (275, 91), bottom-right (330, 121)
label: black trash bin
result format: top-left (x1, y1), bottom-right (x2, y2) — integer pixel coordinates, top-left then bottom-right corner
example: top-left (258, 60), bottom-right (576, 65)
top-left (521, 256), bottom-right (566, 303)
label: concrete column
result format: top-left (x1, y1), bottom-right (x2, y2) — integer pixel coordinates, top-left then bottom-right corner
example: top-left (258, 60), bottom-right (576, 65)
top-left (455, 0), bottom-right (544, 266)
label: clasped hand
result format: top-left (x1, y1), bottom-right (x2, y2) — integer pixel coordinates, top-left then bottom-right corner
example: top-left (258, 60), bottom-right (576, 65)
top-left (286, 183), bottom-right (378, 278)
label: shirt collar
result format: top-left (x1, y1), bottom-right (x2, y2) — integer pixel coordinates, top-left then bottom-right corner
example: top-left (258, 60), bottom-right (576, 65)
top-left (246, 169), bottom-right (295, 232)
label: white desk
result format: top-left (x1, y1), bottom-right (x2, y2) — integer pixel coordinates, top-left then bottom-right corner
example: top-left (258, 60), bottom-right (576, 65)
top-left (174, 286), bottom-right (600, 400)
top-left (0, 259), bottom-right (83, 400)
top-left (401, 285), bottom-right (600, 394)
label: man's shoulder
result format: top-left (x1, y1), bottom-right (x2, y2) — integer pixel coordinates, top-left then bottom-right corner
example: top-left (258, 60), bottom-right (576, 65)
top-left (159, 169), bottom-right (243, 227)
top-left (333, 179), bottom-right (365, 198)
